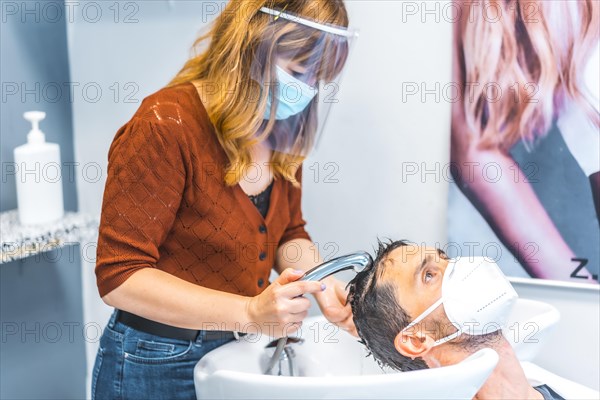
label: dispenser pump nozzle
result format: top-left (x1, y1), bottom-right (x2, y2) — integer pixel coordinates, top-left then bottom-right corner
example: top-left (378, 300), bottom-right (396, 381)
top-left (23, 111), bottom-right (46, 145)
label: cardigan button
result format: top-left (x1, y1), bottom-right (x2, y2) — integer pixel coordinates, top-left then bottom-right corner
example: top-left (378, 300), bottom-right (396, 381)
top-left (259, 225), bottom-right (267, 234)
top-left (259, 252), bottom-right (267, 261)
top-left (257, 278), bottom-right (265, 287)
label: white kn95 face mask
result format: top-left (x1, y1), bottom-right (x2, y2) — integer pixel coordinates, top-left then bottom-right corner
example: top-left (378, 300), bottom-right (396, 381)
top-left (402, 257), bottom-right (518, 346)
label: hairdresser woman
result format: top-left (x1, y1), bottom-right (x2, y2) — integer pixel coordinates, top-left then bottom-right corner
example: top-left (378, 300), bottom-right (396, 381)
top-left (91, 1), bottom-right (357, 399)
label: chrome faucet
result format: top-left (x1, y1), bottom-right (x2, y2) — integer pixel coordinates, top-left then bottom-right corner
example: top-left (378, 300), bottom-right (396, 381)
top-left (264, 251), bottom-right (373, 376)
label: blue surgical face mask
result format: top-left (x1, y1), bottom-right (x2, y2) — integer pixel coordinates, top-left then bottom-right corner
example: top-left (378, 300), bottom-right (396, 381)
top-left (263, 65), bottom-right (318, 120)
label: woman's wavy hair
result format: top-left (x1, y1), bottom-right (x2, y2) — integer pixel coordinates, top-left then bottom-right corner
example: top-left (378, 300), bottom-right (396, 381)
top-left (168, 0), bottom-right (349, 186)
top-left (457, 0), bottom-right (600, 150)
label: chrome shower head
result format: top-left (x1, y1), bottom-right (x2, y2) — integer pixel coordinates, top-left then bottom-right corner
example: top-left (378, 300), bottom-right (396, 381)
top-left (299, 251), bottom-right (373, 282)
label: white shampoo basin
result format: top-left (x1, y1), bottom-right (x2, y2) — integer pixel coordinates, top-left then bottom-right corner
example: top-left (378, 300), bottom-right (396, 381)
top-left (194, 298), bottom-right (562, 399)
top-left (194, 315), bottom-right (499, 399)
top-left (504, 298), bottom-right (560, 361)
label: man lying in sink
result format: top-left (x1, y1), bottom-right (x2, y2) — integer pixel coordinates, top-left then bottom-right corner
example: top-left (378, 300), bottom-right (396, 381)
top-left (346, 240), bottom-right (562, 400)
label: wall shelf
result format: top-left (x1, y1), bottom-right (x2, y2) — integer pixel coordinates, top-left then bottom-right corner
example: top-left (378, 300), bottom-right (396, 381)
top-left (0, 210), bottom-right (99, 264)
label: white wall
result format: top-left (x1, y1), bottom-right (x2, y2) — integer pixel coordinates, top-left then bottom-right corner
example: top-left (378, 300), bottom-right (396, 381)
top-left (302, 1), bottom-right (452, 253)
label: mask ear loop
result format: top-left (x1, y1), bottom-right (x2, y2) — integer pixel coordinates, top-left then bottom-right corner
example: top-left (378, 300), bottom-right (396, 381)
top-left (402, 258), bottom-right (458, 334)
top-left (429, 259), bottom-right (463, 346)
top-left (432, 328), bottom-right (462, 347)
top-left (402, 298), bottom-right (463, 348)
top-left (402, 260), bottom-right (461, 343)
top-left (402, 298), bottom-right (444, 333)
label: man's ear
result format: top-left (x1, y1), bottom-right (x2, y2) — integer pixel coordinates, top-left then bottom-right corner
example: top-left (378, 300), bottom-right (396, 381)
top-left (394, 327), bottom-right (435, 359)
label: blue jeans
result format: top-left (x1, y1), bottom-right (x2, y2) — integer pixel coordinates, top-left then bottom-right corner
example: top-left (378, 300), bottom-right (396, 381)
top-left (91, 310), bottom-right (234, 400)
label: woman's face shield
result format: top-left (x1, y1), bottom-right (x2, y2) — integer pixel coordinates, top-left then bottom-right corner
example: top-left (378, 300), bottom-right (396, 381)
top-left (251, 7), bottom-right (358, 156)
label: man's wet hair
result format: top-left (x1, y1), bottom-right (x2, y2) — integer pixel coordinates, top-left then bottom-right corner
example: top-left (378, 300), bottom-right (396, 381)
top-left (346, 239), bottom-right (500, 372)
top-left (346, 239), bottom-right (429, 371)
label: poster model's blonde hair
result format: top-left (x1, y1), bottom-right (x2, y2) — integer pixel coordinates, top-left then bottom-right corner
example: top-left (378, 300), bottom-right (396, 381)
top-left (457, 0), bottom-right (600, 150)
top-left (168, 0), bottom-right (349, 186)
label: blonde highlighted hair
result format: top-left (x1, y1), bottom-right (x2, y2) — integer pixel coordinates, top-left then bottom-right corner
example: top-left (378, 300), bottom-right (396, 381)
top-left (168, 0), bottom-right (349, 186)
top-left (457, 0), bottom-right (600, 150)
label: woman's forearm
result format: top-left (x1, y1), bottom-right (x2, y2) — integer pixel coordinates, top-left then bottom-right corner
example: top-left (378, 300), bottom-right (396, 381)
top-left (453, 149), bottom-right (590, 281)
top-left (275, 238), bottom-right (323, 274)
top-left (102, 268), bottom-right (251, 331)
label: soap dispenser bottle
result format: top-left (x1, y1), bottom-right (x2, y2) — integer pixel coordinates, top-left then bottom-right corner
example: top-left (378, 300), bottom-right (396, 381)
top-left (14, 111), bottom-right (64, 225)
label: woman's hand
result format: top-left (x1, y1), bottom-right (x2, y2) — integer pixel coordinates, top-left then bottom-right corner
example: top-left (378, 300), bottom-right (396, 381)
top-left (274, 239), bottom-right (358, 336)
top-left (245, 268), bottom-right (325, 338)
top-left (314, 276), bottom-right (358, 337)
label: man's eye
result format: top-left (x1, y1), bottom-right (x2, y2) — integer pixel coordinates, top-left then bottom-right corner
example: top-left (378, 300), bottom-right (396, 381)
top-left (425, 271), bottom-right (434, 282)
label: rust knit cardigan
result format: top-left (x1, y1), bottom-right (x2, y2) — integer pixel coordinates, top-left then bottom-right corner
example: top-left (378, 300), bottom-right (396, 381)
top-left (95, 82), bottom-right (311, 298)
